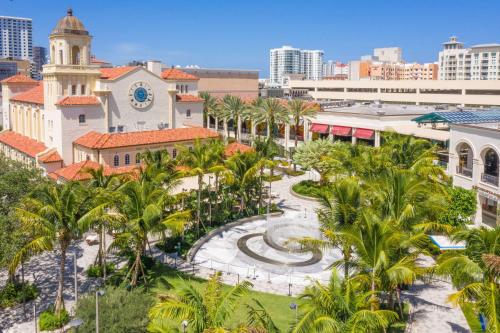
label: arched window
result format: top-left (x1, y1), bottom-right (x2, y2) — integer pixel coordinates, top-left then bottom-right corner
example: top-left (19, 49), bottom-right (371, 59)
top-left (58, 50), bottom-right (63, 65)
top-left (482, 148), bottom-right (499, 186)
top-left (135, 153), bottom-right (140, 164)
top-left (71, 45), bottom-right (80, 65)
top-left (456, 142), bottom-right (473, 178)
top-left (113, 154), bottom-right (119, 166)
top-left (125, 154), bottom-right (130, 165)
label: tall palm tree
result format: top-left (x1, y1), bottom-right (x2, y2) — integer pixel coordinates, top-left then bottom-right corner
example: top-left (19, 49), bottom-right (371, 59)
top-left (288, 99), bottom-right (318, 148)
top-left (224, 151), bottom-right (261, 213)
top-left (200, 91), bottom-right (218, 128)
top-left (84, 166), bottom-right (123, 276)
top-left (112, 179), bottom-right (189, 286)
top-left (252, 98), bottom-right (289, 139)
top-left (149, 273), bottom-right (253, 333)
top-left (292, 268), bottom-right (398, 333)
top-left (436, 227), bottom-right (500, 333)
top-left (177, 139), bottom-right (224, 236)
top-left (221, 95), bottom-right (248, 142)
top-left (10, 182), bottom-right (94, 314)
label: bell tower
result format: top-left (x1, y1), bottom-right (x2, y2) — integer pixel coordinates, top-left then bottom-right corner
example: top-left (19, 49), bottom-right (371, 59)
top-left (42, 8), bottom-right (101, 108)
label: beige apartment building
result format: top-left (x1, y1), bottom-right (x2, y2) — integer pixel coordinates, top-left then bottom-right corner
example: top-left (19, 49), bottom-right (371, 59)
top-left (289, 79), bottom-right (500, 107)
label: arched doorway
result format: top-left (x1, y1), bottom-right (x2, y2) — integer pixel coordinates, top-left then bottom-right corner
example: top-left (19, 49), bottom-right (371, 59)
top-left (481, 148), bottom-right (499, 186)
top-left (71, 45), bottom-right (80, 65)
top-left (456, 142), bottom-right (473, 178)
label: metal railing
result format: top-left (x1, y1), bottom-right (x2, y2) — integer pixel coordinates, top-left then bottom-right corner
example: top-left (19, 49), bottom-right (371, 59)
top-left (456, 165), bottom-right (473, 178)
top-left (481, 173), bottom-right (499, 187)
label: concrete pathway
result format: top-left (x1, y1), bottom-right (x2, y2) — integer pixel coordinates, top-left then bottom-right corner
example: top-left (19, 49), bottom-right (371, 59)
top-left (0, 233), bottom-right (111, 333)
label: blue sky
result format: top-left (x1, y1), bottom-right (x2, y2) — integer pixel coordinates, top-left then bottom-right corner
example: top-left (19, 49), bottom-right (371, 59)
top-left (3, 0), bottom-right (500, 77)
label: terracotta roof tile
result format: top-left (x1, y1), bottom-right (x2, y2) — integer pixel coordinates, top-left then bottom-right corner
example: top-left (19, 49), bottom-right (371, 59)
top-left (9, 83), bottom-right (44, 105)
top-left (161, 68), bottom-right (199, 81)
top-left (176, 94), bottom-right (204, 103)
top-left (38, 150), bottom-right (63, 163)
top-left (90, 57), bottom-right (110, 64)
top-left (99, 66), bottom-right (137, 80)
top-left (224, 142), bottom-right (254, 157)
top-left (49, 160), bottom-right (138, 181)
top-left (1, 74), bottom-right (38, 84)
top-left (56, 95), bottom-right (100, 106)
top-left (74, 128), bottom-right (219, 150)
top-left (0, 131), bottom-right (47, 157)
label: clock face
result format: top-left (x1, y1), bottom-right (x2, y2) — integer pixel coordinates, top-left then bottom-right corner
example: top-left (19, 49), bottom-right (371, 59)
top-left (129, 82), bottom-right (153, 109)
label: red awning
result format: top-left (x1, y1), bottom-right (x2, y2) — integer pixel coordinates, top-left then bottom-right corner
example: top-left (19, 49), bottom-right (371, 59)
top-left (354, 128), bottom-right (374, 139)
top-left (331, 125), bottom-right (352, 136)
top-left (310, 123), bottom-right (329, 134)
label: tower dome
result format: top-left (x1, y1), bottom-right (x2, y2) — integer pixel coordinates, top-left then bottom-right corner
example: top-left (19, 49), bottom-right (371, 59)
top-left (51, 8), bottom-right (88, 36)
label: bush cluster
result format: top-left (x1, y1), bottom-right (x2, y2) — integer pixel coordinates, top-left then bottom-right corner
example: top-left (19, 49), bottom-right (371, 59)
top-left (0, 281), bottom-right (38, 308)
top-left (39, 308), bottom-right (70, 331)
top-left (86, 263), bottom-right (116, 278)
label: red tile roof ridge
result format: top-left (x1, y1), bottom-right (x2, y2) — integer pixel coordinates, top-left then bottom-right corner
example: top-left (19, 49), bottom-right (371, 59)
top-left (9, 83), bottom-right (44, 105)
top-left (50, 160), bottom-right (138, 181)
top-left (37, 149), bottom-right (63, 163)
top-left (161, 68), bottom-right (199, 81)
top-left (176, 94), bottom-right (204, 103)
top-left (1, 74), bottom-right (38, 84)
top-left (99, 66), bottom-right (137, 80)
top-left (74, 128), bottom-right (219, 150)
top-left (0, 131), bottom-right (47, 157)
top-left (56, 95), bottom-right (100, 106)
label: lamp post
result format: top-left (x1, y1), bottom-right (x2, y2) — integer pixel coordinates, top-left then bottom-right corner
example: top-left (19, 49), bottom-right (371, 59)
top-left (208, 175), bottom-right (213, 225)
top-left (74, 252), bottom-right (78, 306)
top-left (289, 303), bottom-right (298, 325)
top-left (95, 289), bottom-right (105, 333)
top-left (33, 302), bottom-right (37, 333)
top-left (181, 320), bottom-right (189, 333)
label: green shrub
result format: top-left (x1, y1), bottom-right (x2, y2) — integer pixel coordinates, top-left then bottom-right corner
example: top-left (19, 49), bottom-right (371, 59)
top-left (39, 307), bottom-right (69, 331)
top-left (292, 180), bottom-right (326, 198)
top-left (75, 287), bottom-right (153, 333)
top-left (0, 281), bottom-right (39, 308)
top-left (438, 187), bottom-right (477, 226)
top-left (86, 263), bottom-right (116, 278)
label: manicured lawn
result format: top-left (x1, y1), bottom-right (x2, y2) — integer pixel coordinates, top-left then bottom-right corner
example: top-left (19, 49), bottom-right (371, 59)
top-left (292, 180), bottom-right (326, 198)
top-left (148, 263), bottom-right (298, 331)
top-left (461, 303), bottom-right (483, 333)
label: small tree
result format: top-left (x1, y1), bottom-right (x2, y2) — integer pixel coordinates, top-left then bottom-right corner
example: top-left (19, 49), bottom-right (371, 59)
top-left (292, 139), bottom-right (338, 185)
top-left (438, 187), bottom-right (477, 227)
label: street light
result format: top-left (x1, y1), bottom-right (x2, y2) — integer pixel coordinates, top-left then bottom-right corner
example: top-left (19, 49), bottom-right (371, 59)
top-left (74, 252), bottom-right (78, 307)
top-left (181, 320), bottom-right (189, 333)
top-left (289, 302), bottom-right (298, 325)
top-left (208, 175), bottom-right (213, 225)
top-left (95, 289), bottom-right (105, 333)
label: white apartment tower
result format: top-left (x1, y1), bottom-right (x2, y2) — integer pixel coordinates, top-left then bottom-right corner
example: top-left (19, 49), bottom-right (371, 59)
top-left (0, 16), bottom-right (33, 60)
top-left (270, 45), bottom-right (323, 85)
top-left (439, 36), bottom-right (500, 80)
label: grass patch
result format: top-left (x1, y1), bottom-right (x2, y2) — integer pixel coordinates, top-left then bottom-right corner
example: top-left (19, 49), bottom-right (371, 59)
top-left (39, 307), bottom-right (69, 331)
top-left (461, 303), bottom-right (483, 333)
top-left (292, 180), bottom-right (326, 198)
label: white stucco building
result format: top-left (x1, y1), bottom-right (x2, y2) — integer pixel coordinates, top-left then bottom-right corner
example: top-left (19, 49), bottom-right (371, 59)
top-left (0, 9), bottom-right (217, 181)
top-left (414, 110), bottom-right (499, 228)
top-left (270, 46), bottom-right (324, 85)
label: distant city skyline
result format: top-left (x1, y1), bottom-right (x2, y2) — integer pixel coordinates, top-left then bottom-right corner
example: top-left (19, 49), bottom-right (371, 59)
top-left (3, 0), bottom-right (500, 77)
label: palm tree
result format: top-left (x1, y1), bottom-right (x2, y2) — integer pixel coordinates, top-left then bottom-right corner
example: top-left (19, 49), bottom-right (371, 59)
top-left (112, 179), bottom-right (189, 286)
top-left (288, 99), bottom-right (318, 148)
top-left (221, 95), bottom-right (248, 142)
top-left (252, 98), bottom-right (289, 139)
top-left (10, 182), bottom-right (94, 314)
top-left (225, 151), bottom-right (261, 213)
top-left (340, 214), bottom-right (425, 314)
top-left (436, 227), bottom-right (500, 333)
top-left (84, 166), bottom-right (123, 277)
top-left (177, 139), bottom-right (224, 236)
top-left (200, 91), bottom-right (218, 128)
top-left (292, 268), bottom-right (398, 333)
top-left (149, 272), bottom-right (253, 333)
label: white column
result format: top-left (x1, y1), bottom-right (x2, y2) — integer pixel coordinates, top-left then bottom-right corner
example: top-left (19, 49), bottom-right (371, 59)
top-left (237, 118), bottom-right (242, 142)
top-left (351, 128), bottom-right (357, 145)
top-left (303, 119), bottom-right (310, 142)
top-left (374, 130), bottom-right (381, 147)
top-left (214, 116), bottom-right (218, 131)
top-left (223, 119), bottom-right (228, 140)
top-left (251, 121), bottom-right (257, 137)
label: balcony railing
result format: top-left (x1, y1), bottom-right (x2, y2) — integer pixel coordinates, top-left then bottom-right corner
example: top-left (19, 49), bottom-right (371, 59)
top-left (456, 165), bottom-right (473, 178)
top-left (481, 173), bottom-right (499, 187)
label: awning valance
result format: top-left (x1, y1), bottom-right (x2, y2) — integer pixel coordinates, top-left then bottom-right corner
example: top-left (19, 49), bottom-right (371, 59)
top-left (354, 128), bottom-right (374, 139)
top-left (331, 125), bottom-right (352, 136)
top-left (310, 123), bottom-right (329, 134)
